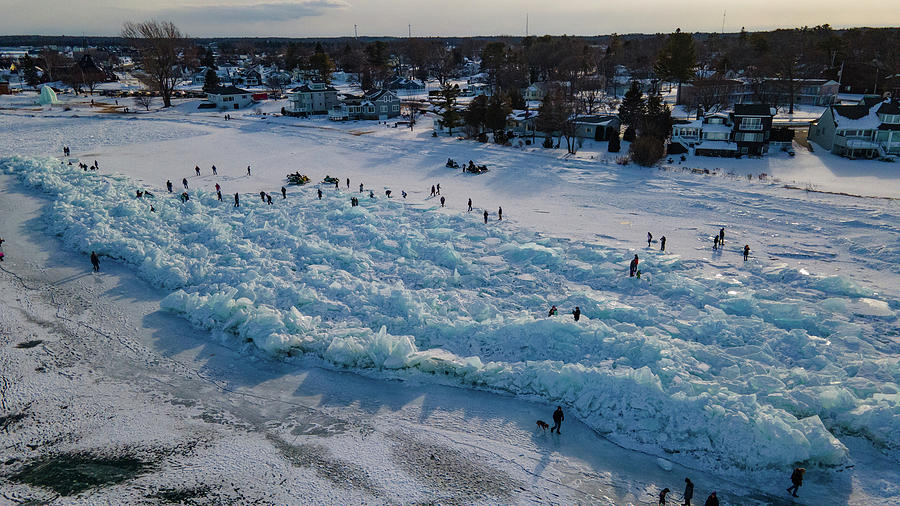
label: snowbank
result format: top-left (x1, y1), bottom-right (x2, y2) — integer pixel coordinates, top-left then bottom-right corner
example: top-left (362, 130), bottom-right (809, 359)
top-left (5, 155), bottom-right (899, 471)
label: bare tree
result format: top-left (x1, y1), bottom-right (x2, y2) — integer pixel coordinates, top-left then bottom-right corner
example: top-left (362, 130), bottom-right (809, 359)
top-left (135, 94), bottom-right (153, 111)
top-left (121, 20), bottom-right (186, 108)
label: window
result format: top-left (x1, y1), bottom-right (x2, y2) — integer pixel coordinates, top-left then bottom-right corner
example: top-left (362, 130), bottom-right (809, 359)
top-left (741, 117), bottom-right (762, 130)
top-left (876, 131), bottom-right (889, 142)
top-left (381, 105), bottom-right (387, 112)
top-left (704, 132), bottom-right (729, 140)
top-left (392, 105), bottom-right (399, 111)
top-left (736, 132), bottom-right (763, 142)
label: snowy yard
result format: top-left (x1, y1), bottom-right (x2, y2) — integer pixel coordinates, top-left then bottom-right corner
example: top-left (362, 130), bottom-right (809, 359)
top-left (0, 91), bottom-right (898, 504)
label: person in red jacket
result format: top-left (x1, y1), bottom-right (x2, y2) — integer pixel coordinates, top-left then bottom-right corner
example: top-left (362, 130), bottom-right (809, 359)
top-left (629, 254), bottom-right (639, 277)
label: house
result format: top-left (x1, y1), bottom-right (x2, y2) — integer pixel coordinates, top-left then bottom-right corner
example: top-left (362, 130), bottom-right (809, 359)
top-left (206, 85), bottom-right (253, 110)
top-left (241, 69), bottom-right (262, 87)
top-left (522, 83), bottom-right (547, 101)
top-left (364, 89), bottom-right (401, 120)
top-left (386, 76), bottom-right (425, 92)
top-left (731, 104), bottom-right (776, 156)
top-left (506, 109), bottom-right (539, 137)
top-left (572, 115), bottom-right (621, 141)
top-left (329, 89), bottom-right (400, 121)
top-left (670, 105), bottom-right (776, 157)
top-left (808, 98), bottom-right (900, 158)
top-left (288, 82), bottom-right (339, 116)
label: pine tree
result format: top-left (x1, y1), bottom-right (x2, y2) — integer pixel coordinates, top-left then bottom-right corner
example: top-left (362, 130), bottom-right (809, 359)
top-left (642, 91), bottom-right (673, 140)
top-left (465, 95), bottom-right (488, 134)
top-left (654, 28), bottom-right (696, 105)
top-left (485, 93), bottom-right (512, 137)
top-left (202, 68), bottom-right (220, 93)
top-left (438, 83), bottom-right (462, 135)
top-left (608, 131), bottom-right (621, 152)
top-left (21, 54), bottom-right (40, 88)
top-left (618, 81), bottom-right (645, 128)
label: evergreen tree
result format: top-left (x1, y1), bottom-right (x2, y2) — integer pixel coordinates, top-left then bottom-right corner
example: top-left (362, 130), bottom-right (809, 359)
top-left (21, 54), bottom-right (40, 88)
top-left (654, 28), bottom-right (696, 105)
top-left (202, 68), bottom-right (220, 93)
top-left (464, 95), bottom-right (488, 134)
top-left (485, 93), bottom-right (512, 137)
top-left (618, 80), bottom-right (645, 128)
top-left (310, 51), bottom-right (335, 83)
top-left (642, 91), bottom-right (673, 140)
top-left (608, 131), bottom-right (621, 152)
top-left (200, 47), bottom-right (217, 70)
top-left (438, 83), bottom-right (462, 136)
top-left (623, 125), bottom-right (636, 142)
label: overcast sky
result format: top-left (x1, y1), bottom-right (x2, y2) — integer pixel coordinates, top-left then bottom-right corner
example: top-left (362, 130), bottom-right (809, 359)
top-left (1, 0), bottom-right (898, 38)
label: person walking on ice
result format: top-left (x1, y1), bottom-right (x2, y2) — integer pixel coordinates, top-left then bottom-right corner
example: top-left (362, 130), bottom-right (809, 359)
top-left (629, 254), bottom-right (639, 277)
top-left (217, 190), bottom-right (223, 201)
top-left (719, 227), bottom-right (725, 246)
top-left (234, 193), bottom-right (240, 207)
top-left (786, 467), bottom-right (805, 497)
top-left (247, 165), bottom-right (251, 176)
top-left (572, 306), bottom-right (581, 321)
top-left (195, 165), bottom-right (200, 176)
top-left (318, 188), bottom-right (323, 200)
top-left (431, 184), bottom-right (436, 197)
top-left (360, 183), bottom-right (364, 193)
top-left (682, 478), bottom-right (694, 506)
top-left (483, 209), bottom-right (489, 224)
top-left (551, 406), bottom-right (564, 434)
top-left (212, 165), bottom-right (217, 175)
top-left (166, 180), bottom-right (173, 193)
top-left (548, 305), bottom-right (557, 316)
top-left (440, 196), bottom-right (445, 207)
top-left (281, 186), bottom-right (287, 199)
top-left (660, 236), bottom-right (666, 252)
top-left (648, 231), bottom-right (653, 247)
top-left (468, 198), bottom-right (473, 212)
top-left (658, 488), bottom-right (670, 505)
top-left (498, 207), bottom-right (503, 220)
top-left (743, 244), bottom-right (750, 261)
top-left (713, 235), bottom-right (719, 250)
top-left (90, 251), bottom-right (100, 272)
top-left (182, 178), bottom-right (188, 190)
top-left (703, 492), bottom-right (718, 506)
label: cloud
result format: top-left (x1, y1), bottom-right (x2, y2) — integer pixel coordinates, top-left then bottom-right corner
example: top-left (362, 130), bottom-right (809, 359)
top-left (158, 1), bottom-right (349, 24)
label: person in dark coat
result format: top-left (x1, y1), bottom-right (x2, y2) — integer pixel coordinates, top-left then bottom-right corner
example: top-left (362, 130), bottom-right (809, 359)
top-left (468, 198), bottom-right (473, 212)
top-left (703, 492), bottom-right (718, 506)
top-left (548, 305), bottom-right (558, 316)
top-left (90, 251), bottom-right (100, 272)
top-left (483, 209), bottom-right (488, 224)
top-left (551, 406), bottom-right (564, 434)
top-left (234, 193), bottom-right (240, 207)
top-left (182, 178), bottom-right (188, 189)
top-left (346, 178), bottom-right (350, 188)
top-left (266, 194), bottom-right (273, 205)
top-left (719, 227), bottom-right (725, 245)
top-left (166, 180), bottom-right (173, 192)
top-left (359, 183), bottom-right (364, 193)
top-left (713, 235), bottom-right (719, 250)
top-left (212, 165), bottom-right (217, 175)
top-left (683, 478), bottom-right (694, 506)
top-left (440, 196), bottom-right (445, 207)
top-left (660, 236), bottom-right (666, 252)
top-left (498, 206), bottom-right (502, 220)
top-left (436, 183), bottom-right (441, 195)
top-left (431, 184), bottom-right (436, 196)
top-left (195, 165), bottom-right (200, 176)
top-left (217, 190), bottom-right (223, 201)
top-left (743, 244), bottom-right (750, 261)
top-left (281, 186), bottom-right (287, 199)
top-left (648, 231), bottom-right (653, 247)
top-left (786, 467), bottom-right (805, 497)
top-left (659, 488), bottom-right (670, 505)
top-left (260, 191), bottom-right (266, 202)
top-left (247, 165), bottom-right (251, 176)
top-left (629, 254), bottom-right (639, 277)
top-left (572, 306), bottom-right (581, 321)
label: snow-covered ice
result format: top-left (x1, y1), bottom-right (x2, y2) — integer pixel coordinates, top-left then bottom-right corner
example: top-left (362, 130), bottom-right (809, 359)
top-left (1, 92), bottom-right (898, 503)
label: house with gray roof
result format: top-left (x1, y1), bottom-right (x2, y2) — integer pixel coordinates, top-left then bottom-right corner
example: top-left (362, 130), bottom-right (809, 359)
top-left (808, 98), bottom-right (900, 159)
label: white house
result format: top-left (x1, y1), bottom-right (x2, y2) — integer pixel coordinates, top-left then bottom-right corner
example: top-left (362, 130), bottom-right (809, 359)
top-left (206, 85), bottom-right (253, 110)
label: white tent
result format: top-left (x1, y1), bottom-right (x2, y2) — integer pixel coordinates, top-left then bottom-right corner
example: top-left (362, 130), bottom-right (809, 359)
top-left (38, 85), bottom-right (59, 105)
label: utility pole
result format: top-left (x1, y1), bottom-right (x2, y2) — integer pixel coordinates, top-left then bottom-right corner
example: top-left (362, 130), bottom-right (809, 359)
top-left (408, 24), bottom-right (412, 38)
top-left (354, 24), bottom-right (358, 39)
top-left (721, 10), bottom-right (726, 34)
top-left (526, 13), bottom-right (529, 37)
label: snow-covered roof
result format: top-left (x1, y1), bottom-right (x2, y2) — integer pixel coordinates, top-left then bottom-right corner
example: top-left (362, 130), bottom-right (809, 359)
top-left (833, 104), bottom-right (883, 130)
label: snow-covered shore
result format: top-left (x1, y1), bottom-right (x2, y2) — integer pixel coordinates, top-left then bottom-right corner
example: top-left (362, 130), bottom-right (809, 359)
top-left (1, 93), bottom-right (899, 503)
